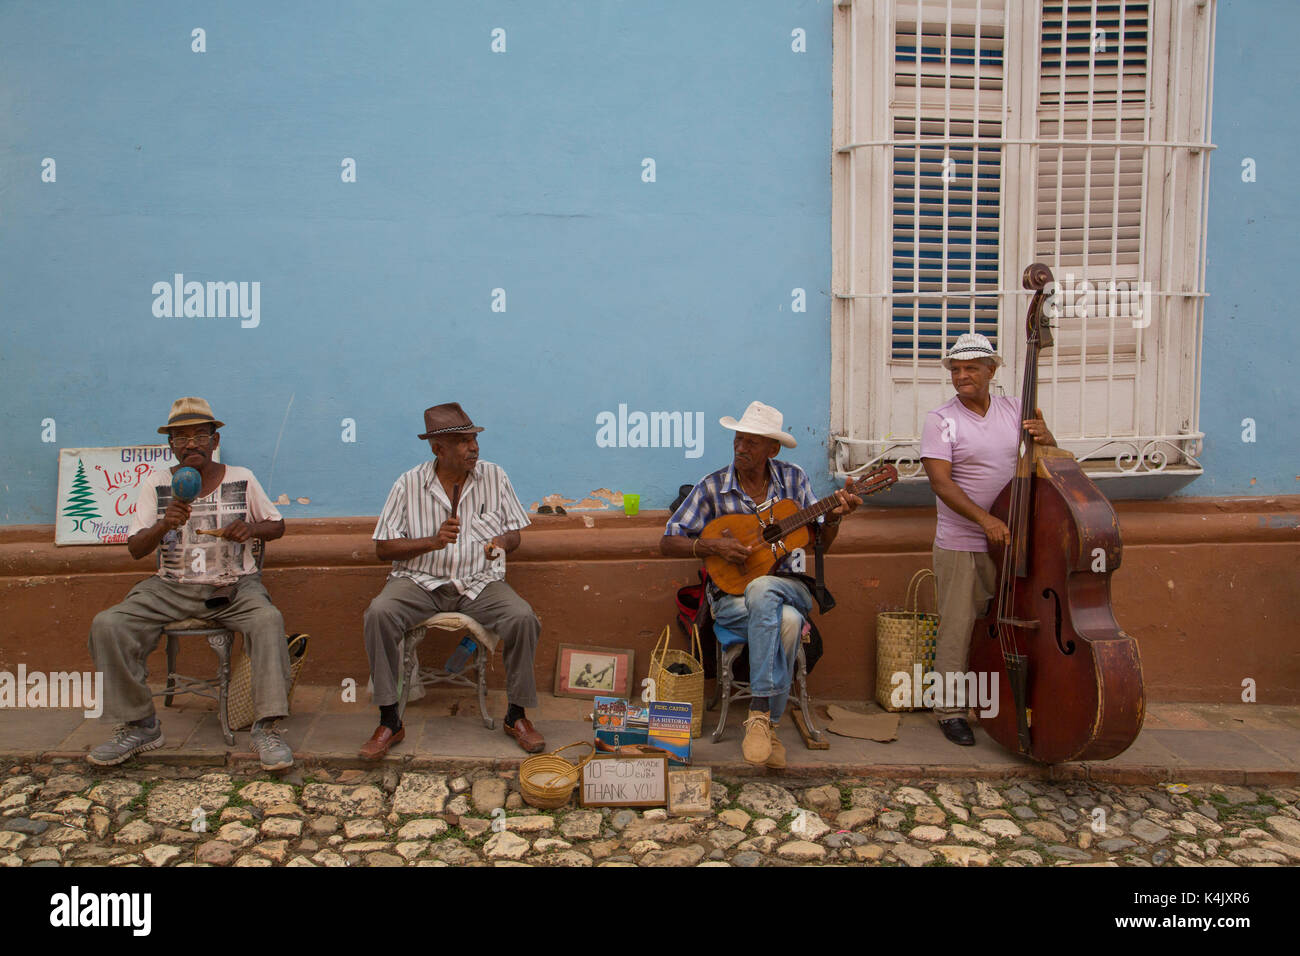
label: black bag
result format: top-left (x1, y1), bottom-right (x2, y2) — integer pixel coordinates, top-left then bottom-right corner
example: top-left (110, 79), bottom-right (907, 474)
top-left (675, 569), bottom-right (723, 679)
top-left (668, 483), bottom-right (695, 514)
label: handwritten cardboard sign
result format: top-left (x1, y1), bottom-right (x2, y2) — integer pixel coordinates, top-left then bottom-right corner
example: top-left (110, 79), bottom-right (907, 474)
top-left (580, 753), bottom-right (667, 808)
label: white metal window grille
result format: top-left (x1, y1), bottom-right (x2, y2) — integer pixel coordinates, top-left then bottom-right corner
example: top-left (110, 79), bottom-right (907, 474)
top-left (831, 0), bottom-right (1215, 485)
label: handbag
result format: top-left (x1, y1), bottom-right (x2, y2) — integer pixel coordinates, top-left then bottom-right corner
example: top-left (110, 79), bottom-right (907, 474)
top-left (227, 632), bottom-right (309, 731)
top-left (875, 570), bottom-right (939, 712)
top-left (648, 625), bottom-right (706, 738)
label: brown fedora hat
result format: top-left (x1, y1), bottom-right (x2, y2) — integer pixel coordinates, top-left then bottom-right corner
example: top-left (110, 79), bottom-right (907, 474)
top-left (417, 402), bottom-right (485, 440)
top-left (158, 397), bottom-right (225, 434)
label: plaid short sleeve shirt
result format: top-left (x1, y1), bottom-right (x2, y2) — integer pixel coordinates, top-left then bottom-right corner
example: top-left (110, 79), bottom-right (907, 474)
top-left (664, 459), bottom-right (818, 574)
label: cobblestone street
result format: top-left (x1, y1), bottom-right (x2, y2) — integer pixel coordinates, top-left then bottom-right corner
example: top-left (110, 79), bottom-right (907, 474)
top-left (3, 760), bottom-right (1298, 868)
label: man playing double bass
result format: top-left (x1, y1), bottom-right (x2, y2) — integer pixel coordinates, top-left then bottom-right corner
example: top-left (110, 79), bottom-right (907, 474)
top-left (920, 334), bottom-right (1056, 747)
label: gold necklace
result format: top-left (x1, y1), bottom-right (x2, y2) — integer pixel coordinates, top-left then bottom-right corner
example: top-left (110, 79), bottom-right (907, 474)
top-left (739, 473), bottom-right (768, 503)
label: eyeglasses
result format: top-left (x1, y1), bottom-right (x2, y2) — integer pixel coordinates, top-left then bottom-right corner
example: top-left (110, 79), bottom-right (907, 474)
top-left (169, 433), bottom-right (214, 447)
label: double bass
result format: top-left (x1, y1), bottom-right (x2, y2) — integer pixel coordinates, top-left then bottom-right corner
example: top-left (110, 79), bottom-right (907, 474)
top-left (967, 263), bottom-right (1145, 762)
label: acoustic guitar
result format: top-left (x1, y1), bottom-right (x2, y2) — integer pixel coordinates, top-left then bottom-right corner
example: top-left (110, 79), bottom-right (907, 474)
top-left (700, 464), bottom-right (898, 594)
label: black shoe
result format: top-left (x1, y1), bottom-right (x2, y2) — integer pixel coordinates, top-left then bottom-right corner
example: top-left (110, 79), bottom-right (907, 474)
top-left (939, 718), bottom-right (975, 747)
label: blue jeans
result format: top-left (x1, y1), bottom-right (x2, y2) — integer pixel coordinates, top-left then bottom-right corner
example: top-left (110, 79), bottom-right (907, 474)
top-left (710, 575), bottom-right (812, 720)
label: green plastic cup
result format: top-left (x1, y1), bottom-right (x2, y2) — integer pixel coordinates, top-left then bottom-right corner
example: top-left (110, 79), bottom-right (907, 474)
top-left (622, 494), bottom-right (640, 516)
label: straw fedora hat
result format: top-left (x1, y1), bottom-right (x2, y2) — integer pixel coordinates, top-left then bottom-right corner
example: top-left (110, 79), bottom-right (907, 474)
top-left (157, 397), bottom-right (225, 434)
top-left (719, 401), bottom-right (797, 449)
top-left (941, 332), bottom-right (1004, 370)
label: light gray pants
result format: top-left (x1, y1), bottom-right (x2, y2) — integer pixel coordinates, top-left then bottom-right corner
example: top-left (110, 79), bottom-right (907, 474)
top-left (932, 546), bottom-right (998, 718)
top-left (88, 574), bottom-right (291, 724)
top-left (364, 577), bottom-right (540, 709)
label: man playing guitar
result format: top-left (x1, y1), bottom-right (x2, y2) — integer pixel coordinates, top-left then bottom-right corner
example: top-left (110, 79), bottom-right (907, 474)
top-left (660, 401), bottom-right (861, 768)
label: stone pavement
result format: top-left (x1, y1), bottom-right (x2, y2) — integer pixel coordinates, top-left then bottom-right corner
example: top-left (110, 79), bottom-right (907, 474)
top-left (2, 762), bottom-right (1298, 868)
top-left (2, 687), bottom-right (1298, 785)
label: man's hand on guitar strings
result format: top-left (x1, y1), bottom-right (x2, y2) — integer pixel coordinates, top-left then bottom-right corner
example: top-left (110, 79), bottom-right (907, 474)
top-left (830, 479), bottom-right (863, 519)
top-left (713, 528), bottom-right (754, 566)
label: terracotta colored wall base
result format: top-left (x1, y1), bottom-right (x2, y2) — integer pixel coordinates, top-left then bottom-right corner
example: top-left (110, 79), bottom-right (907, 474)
top-left (2, 497), bottom-right (1297, 705)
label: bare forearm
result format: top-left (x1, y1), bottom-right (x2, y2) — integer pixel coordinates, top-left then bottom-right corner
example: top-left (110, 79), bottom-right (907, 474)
top-left (930, 476), bottom-right (993, 527)
top-left (375, 537), bottom-right (437, 561)
top-left (127, 523), bottom-right (168, 560)
top-left (249, 519), bottom-right (285, 542)
top-left (494, 529), bottom-right (521, 554)
top-left (664, 533), bottom-right (739, 558)
top-left (660, 534), bottom-right (695, 558)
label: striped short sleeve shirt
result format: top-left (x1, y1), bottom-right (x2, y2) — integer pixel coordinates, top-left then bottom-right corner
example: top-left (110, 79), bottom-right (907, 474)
top-left (373, 459), bottom-right (531, 599)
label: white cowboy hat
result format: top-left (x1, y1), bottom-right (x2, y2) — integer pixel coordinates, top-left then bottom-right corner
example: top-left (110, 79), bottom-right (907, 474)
top-left (941, 332), bottom-right (1004, 370)
top-left (719, 401), bottom-right (797, 449)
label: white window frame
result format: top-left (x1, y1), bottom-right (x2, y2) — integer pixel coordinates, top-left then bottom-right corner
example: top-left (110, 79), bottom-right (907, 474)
top-left (830, 0), bottom-right (1216, 487)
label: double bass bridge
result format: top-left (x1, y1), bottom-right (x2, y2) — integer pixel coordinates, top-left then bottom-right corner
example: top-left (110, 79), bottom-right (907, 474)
top-left (999, 616), bottom-right (1040, 629)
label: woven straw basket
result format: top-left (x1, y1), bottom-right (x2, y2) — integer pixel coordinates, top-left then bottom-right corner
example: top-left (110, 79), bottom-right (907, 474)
top-left (875, 570), bottom-right (939, 712)
top-left (519, 741), bottom-right (593, 810)
top-left (648, 624), bottom-right (705, 737)
top-left (227, 633), bottom-right (309, 731)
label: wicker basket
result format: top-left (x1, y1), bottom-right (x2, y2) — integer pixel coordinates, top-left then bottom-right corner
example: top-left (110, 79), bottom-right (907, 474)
top-left (875, 571), bottom-right (939, 712)
top-left (648, 624), bottom-right (705, 737)
top-left (519, 741), bottom-right (593, 810)
top-left (228, 633), bottom-right (309, 731)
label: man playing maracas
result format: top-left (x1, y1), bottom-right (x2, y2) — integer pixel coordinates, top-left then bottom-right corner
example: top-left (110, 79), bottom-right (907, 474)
top-left (87, 397), bottom-right (296, 770)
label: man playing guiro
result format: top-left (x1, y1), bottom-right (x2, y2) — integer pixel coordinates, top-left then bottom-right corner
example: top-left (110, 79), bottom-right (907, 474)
top-left (360, 402), bottom-right (542, 759)
top-left (920, 334), bottom-right (1055, 746)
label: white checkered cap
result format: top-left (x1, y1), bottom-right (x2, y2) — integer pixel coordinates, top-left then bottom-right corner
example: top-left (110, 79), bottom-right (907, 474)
top-left (941, 332), bottom-right (1004, 370)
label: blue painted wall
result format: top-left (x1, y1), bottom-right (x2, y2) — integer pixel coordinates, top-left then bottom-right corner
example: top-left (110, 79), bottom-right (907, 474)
top-left (1200, 0), bottom-right (1300, 496)
top-left (1, 1), bottom-right (1295, 525)
top-left (0, 1), bottom-right (834, 523)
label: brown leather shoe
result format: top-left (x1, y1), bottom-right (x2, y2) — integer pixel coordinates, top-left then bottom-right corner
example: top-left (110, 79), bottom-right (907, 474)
top-left (359, 724), bottom-right (405, 760)
top-left (504, 716), bottom-right (545, 754)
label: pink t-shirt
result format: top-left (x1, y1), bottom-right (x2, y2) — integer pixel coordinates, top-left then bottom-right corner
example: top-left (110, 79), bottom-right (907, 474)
top-left (920, 395), bottom-right (1022, 552)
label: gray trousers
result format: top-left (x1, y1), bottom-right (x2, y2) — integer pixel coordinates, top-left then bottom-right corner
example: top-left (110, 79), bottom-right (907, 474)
top-left (932, 545), bottom-right (998, 718)
top-left (364, 576), bottom-right (540, 709)
top-left (88, 574), bottom-right (291, 724)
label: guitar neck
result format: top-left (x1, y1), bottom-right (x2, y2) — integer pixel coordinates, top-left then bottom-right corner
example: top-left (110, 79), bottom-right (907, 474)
top-left (768, 469), bottom-right (893, 539)
top-left (771, 496), bottom-right (840, 538)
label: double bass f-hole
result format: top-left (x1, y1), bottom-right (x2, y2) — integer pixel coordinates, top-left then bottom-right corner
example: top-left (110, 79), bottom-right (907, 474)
top-left (1042, 587), bottom-right (1075, 655)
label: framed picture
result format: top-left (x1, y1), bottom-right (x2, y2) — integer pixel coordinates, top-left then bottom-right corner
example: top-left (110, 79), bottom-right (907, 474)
top-left (554, 644), bottom-right (634, 699)
top-left (667, 768), bottom-right (712, 816)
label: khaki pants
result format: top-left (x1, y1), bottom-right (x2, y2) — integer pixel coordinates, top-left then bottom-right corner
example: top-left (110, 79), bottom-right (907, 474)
top-left (931, 546), bottom-right (997, 718)
top-left (364, 577), bottom-right (540, 709)
top-left (89, 574), bottom-right (291, 724)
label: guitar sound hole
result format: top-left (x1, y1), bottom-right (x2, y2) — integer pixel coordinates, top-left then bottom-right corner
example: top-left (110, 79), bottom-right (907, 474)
top-left (761, 525), bottom-right (782, 544)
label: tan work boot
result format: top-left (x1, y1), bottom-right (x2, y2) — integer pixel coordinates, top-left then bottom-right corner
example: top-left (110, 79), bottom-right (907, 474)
top-left (742, 710), bottom-right (773, 765)
top-left (765, 722), bottom-right (786, 769)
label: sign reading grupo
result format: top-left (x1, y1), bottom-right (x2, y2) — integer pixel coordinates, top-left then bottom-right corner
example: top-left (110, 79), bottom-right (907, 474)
top-left (54, 445), bottom-right (217, 546)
